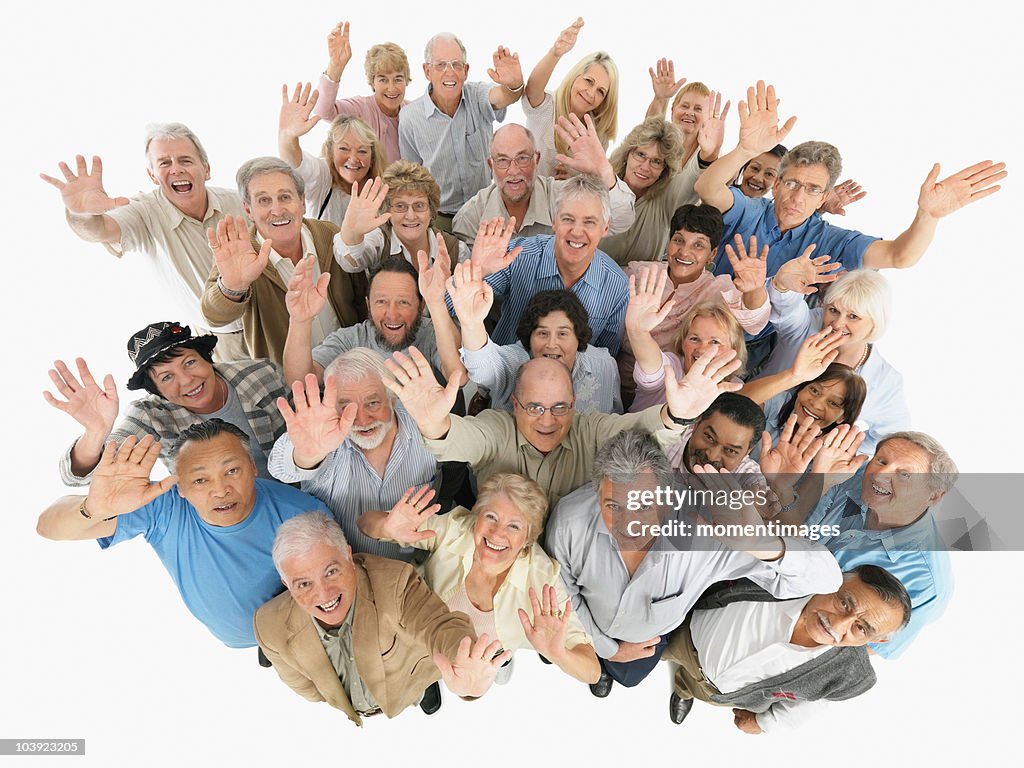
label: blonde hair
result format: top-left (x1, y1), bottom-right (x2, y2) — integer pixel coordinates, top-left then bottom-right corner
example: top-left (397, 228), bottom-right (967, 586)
top-left (670, 81), bottom-right (711, 112)
top-left (673, 301), bottom-right (748, 374)
top-left (472, 473), bottom-right (549, 550)
top-left (321, 115), bottom-right (386, 192)
top-left (364, 42), bottom-right (411, 85)
top-left (609, 117), bottom-right (685, 199)
top-left (553, 52), bottom-right (619, 158)
top-left (382, 160), bottom-right (441, 219)
top-left (823, 270), bottom-right (891, 342)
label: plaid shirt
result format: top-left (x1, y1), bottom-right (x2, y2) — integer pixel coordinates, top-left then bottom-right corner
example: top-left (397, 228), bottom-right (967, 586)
top-left (59, 359), bottom-right (287, 487)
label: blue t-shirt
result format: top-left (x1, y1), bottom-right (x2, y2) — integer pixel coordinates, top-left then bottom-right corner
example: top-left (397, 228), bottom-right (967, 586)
top-left (98, 478), bottom-right (331, 648)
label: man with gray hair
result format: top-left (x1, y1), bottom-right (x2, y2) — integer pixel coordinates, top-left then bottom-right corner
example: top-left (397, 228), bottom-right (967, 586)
top-left (453, 117), bottom-right (636, 245)
top-left (466, 172), bottom-right (629, 354)
top-left (201, 156), bottom-right (367, 364)
top-left (398, 32), bottom-right (525, 231)
top-left (771, 428), bottom-right (957, 660)
top-left (255, 511), bottom-right (510, 724)
top-left (546, 427), bottom-right (843, 698)
top-left (40, 123), bottom-right (249, 360)
top-left (268, 347), bottom-right (438, 563)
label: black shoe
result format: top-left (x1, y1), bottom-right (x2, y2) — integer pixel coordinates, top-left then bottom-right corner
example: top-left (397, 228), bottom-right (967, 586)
top-left (257, 648), bottom-right (272, 668)
top-left (669, 692), bottom-right (694, 724)
top-left (538, 654), bottom-right (553, 665)
top-left (419, 682), bottom-right (442, 715)
top-left (589, 670), bottom-right (613, 698)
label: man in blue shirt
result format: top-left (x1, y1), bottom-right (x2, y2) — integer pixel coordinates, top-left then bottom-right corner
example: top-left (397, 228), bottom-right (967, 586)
top-left (37, 420), bottom-right (334, 648)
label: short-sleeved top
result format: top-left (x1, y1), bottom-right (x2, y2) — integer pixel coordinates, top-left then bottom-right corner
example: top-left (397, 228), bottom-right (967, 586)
top-left (105, 186), bottom-right (244, 333)
top-left (398, 81), bottom-right (507, 213)
top-left (97, 479), bottom-right (331, 648)
top-left (477, 235), bottom-right (629, 355)
top-left (295, 151), bottom-right (351, 228)
top-left (314, 77), bottom-right (405, 165)
top-left (522, 91), bottom-right (560, 178)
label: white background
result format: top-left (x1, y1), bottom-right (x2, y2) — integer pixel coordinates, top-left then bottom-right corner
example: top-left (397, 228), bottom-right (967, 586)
top-left (2, 0), bottom-right (1022, 764)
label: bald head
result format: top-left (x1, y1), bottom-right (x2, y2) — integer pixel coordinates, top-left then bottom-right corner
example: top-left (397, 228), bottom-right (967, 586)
top-left (512, 358), bottom-right (576, 455)
top-left (515, 357), bottom-right (573, 398)
top-left (490, 124), bottom-right (539, 204)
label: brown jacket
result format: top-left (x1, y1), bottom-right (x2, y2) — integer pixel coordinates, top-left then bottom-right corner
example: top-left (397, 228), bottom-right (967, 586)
top-left (201, 218), bottom-right (367, 364)
top-left (253, 553), bottom-right (473, 726)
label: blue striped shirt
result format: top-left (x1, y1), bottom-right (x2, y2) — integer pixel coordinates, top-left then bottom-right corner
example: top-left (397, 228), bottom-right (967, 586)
top-left (478, 235), bottom-right (629, 355)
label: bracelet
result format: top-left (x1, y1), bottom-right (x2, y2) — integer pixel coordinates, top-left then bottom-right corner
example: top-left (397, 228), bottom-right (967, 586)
top-left (770, 275), bottom-right (790, 294)
top-left (778, 490), bottom-right (800, 516)
top-left (217, 274), bottom-right (250, 300)
top-left (504, 82), bottom-right (525, 93)
top-left (697, 155), bottom-right (713, 169)
top-left (322, 69), bottom-right (340, 84)
top-left (79, 497), bottom-right (115, 522)
top-left (666, 408), bottom-right (697, 427)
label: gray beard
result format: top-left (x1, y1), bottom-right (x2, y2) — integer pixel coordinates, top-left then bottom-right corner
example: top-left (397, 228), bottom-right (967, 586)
top-left (374, 313), bottom-right (423, 352)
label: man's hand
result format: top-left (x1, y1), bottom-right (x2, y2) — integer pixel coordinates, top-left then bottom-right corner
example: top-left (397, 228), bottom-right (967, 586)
top-left (789, 327), bottom-right (844, 383)
top-left (821, 179), bottom-right (867, 216)
top-left (87, 435), bottom-right (178, 519)
top-left (339, 178), bottom-right (391, 246)
top-left (449, 260), bottom-right (494, 328)
top-left (383, 347), bottom-right (460, 437)
top-left (208, 214), bottom-right (271, 294)
top-left (488, 47), bottom-right (523, 90)
top-left (43, 358), bottom-right (119, 436)
top-left (470, 217), bottom-right (522, 276)
top-left (40, 155), bottom-right (129, 214)
top-left (285, 255), bottom-right (330, 322)
top-left (554, 113), bottom-right (616, 186)
top-left (772, 244), bottom-right (842, 295)
top-left (518, 585), bottom-right (572, 661)
top-left (417, 233), bottom-right (453, 307)
top-left (435, 634), bottom-right (513, 699)
top-left (649, 58), bottom-right (686, 101)
top-left (665, 347), bottom-right (743, 421)
top-left (696, 90), bottom-right (731, 162)
top-left (737, 80), bottom-right (797, 157)
top-left (276, 374), bottom-right (357, 469)
top-left (609, 636), bottom-right (661, 662)
top-left (378, 484), bottom-right (441, 544)
top-left (917, 160), bottom-right (1007, 220)
top-left (279, 82), bottom-right (321, 140)
top-left (724, 234), bottom-right (768, 293)
top-left (326, 20), bottom-right (353, 74)
top-left (733, 708), bottom-right (764, 735)
top-left (626, 265), bottom-right (675, 333)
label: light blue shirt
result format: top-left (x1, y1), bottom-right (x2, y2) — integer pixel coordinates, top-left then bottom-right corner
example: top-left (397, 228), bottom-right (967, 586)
top-left (98, 479), bottom-right (331, 648)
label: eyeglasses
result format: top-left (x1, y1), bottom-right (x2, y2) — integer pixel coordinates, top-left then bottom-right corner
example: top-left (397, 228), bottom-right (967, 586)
top-left (780, 178), bottom-right (826, 197)
top-left (512, 395), bottom-right (574, 418)
top-left (631, 149), bottom-right (666, 170)
top-left (491, 153), bottom-right (536, 170)
top-left (389, 200), bottom-right (430, 214)
top-left (430, 60), bottom-right (466, 73)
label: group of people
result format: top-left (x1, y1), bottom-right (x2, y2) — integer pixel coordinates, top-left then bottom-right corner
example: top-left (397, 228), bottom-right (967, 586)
top-left (37, 17), bottom-right (1005, 733)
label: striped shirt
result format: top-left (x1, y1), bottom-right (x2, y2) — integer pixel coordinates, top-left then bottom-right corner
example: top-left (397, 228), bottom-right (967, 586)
top-left (478, 235), bottom-right (629, 355)
top-left (267, 404), bottom-right (438, 562)
top-left (398, 81), bottom-right (506, 213)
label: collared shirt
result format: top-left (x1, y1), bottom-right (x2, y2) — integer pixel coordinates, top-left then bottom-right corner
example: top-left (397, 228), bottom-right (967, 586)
top-left (408, 509), bottom-right (592, 653)
top-left (310, 318), bottom-right (443, 380)
top-left (399, 81), bottom-right (507, 212)
top-left (460, 339), bottom-right (622, 414)
top-left (258, 225), bottom-right (340, 347)
top-left (691, 596), bottom-right (828, 732)
top-left (806, 468), bottom-right (953, 659)
top-left (476, 235), bottom-right (629, 354)
top-left (267, 405), bottom-right (437, 562)
top-left (314, 602), bottom-right (381, 716)
top-left (423, 406), bottom-right (668, 509)
top-left (545, 484), bottom-right (843, 659)
top-left (295, 151), bottom-right (351, 228)
top-left (452, 175), bottom-right (637, 246)
top-left (105, 186), bottom-right (244, 332)
top-left (656, 424), bottom-right (766, 489)
top-left (313, 77), bottom-right (405, 165)
top-left (334, 225), bottom-right (470, 274)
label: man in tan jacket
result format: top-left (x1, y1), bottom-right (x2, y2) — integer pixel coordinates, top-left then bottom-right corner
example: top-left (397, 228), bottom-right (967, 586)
top-left (254, 511), bottom-right (510, 726)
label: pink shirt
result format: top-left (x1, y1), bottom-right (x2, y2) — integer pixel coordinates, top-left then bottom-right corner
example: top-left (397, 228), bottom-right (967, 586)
top-left (315, 75), bottom-right (405, 165)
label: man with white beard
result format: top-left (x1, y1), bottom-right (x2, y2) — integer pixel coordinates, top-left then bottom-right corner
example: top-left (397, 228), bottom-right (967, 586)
top-left (268, 347), bottom-right (438, 563)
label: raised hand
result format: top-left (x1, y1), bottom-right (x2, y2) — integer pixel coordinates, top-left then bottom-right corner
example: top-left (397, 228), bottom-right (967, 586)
top-left (87, 435), bottom-right (178, 519)
top-left (737, 80), bottom-right (797, 156)
top-left (665, 347), bottom-right (743, 421)
top-left (809, 423), bottom-right (867, 478)
top-left (340, 178), bottom-right (391, 243)
top-left (276, 374), bottom-right (357, 468)
top-left (208, 214), bottom-right (271, 293)
top-left (279, 82), bottom-right (321, 139)
top-left (696, 90), bottom-right (731, 160)
top-left (378, 484), bottom-right (441, 544)
top-left (383, 347), bottom-right (460, 436)
top-left (417, 233), bottom-right (453, 307)
top-left (649, 58), bottom-right (686, 101)
top-left (821, 179), bottom-right (867, 216)
top-left (43, 358), bottom-right (119, 436)
top-left (772, 244), bottom-right (842, 295)
top-left (553, 113), bottom-right (615, 184)
top-left (470, 217), bottom-right (522, 276)
top-left (724, 234), bottom-right (768, 293)
top-left (518, 584), bottom-right (572, 660)
top-left (551, 17), bottom-right (584, 57)
top-left (917, 160), bottom-right (1007, 219)
top-left (790, 327), bottom-right (844, 382)
top-left (435, 633), bottom-right (512, 699)
top-left (285, 255), bottom-right (330, 322)
top-left (759, 414), bottom-right (823, 482)
top-left (625, 265), bottom-right (675, 333)
top-left (488, 46), bottom-right (523, 89)
top-left (449, 260), bottom-right (494, 328)
top-left (326, 21), bottom-right (353, 72)
top-left (40, 155), bottom-right (129, 214)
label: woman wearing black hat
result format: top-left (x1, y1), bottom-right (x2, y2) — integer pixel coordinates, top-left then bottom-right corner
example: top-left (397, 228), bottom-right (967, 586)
top-left (46, 321), bottom-right (287, 485)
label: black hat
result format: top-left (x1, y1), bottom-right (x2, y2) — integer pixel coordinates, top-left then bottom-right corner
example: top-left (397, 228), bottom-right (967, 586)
top-left (126, 322), bottom-right (217, 391)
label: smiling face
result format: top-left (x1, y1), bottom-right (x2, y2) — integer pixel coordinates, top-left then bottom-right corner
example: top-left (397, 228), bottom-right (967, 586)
top-left (598, 471), bottom-right (662, 549)
top-left (367, 271), bottom-right (422, 351)
top-left (666, 228), bottom-right (716, 285)
top-left (680, 315), bottom-right (732, 373)
top-left (176, 432), bottom-right (258, 527)
top-left (772, 163), bottom-right (829, 232)
top-left (371, 70), bottom-right (407, 116)
top-left (794, 378), bottom-right (849, 429)
top-left (244, 171), bottom-right (305, 247)
top-left (792, 572), bottom-right (904, 648)
top-left (529, 310), bottom-right (580, 370)
top-left (331, 128), bottom-right (373, 189)
top-left (569, 63), bottom-right (611, 117)
top-left (388, 191), bottom-right (432, 248)
top-left (684, 411), bottom-right (755, 472)
top-left (490, 125), bottom-right (538, 205)
top-left (512, 359), bottom-right (575, 455)
top-left (623, 142), bottom-right (667, 196)
top-left (552, 194), bottom-right (608, 275)
top-left (423, 37), bottom-right (468, 103)
top-left (148, 349), bottom-right (222, 414)
top-left (472, 492), bottom-right (530, 574)
top-left (146, 136), bottom-right (211, 215)
top-left (739, 152), bottom-right (781, 198)
top-left (823, 302), bottom-right (874, 348)
top-left (280, 541), bottom-right (357, 629)
top-left (335, 374), bottom-right (396, 451)
top-left (670, 90), bottom-right (706, 136)
top-left (860, 438), bottom-right (943, 522)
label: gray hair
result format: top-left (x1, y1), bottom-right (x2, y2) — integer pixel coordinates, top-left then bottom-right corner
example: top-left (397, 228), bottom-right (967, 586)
top-left (823, 269), bottom-right (891, 342)
top-left (554, 173), bottom-right (611, 226)
top-left (272, 512), bottom-right (350, 579)
top-left (235, 156), bottom-right (306, 205)
top-left (324, 347), bottom-right (396, 400)
top-left (591, 428), bottom-right (674, 491)
top-left (876, 431), bottom-right (959, 494)
top-left (492, 123), bottom-right (539, 156)
top-left (850, 565), bottom-right (913, 635)
top-left (780, 141), bottom-right (843, 191)
top-left (144, 122), bottom-right (210, 169)
top-left (423, 32), bottom-right (467, 63)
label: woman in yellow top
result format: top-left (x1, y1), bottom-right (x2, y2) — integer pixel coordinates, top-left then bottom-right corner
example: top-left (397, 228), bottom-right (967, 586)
top-left (358, 474), bottom-right (600, 685)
